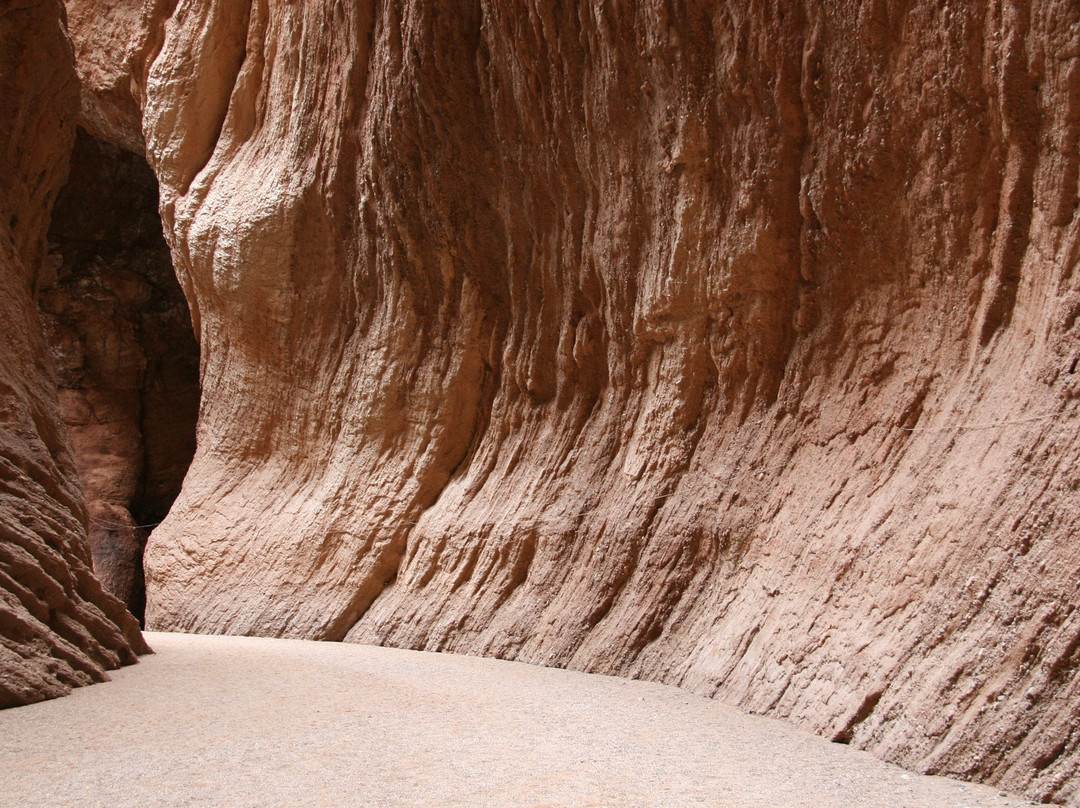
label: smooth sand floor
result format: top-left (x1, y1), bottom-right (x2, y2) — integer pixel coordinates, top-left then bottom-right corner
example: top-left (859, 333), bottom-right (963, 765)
top-left (0, 632), bottom-right (1040, 808)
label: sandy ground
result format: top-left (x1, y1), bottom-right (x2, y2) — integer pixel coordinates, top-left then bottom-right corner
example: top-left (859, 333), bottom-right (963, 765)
top-left (0, 632), bottom-right (1041, 808)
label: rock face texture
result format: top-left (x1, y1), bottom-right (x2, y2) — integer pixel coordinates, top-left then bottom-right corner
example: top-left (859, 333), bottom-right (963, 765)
top-left (67, 0), bottom-right (1080, 802)
top-left (38, 129), bottom-right (200, 621)
top-left (0, 0), bottom-right (148, 709)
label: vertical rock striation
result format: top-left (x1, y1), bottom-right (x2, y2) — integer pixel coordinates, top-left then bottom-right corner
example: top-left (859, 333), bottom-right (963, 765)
top-left (0, 0), bottom-right (148, 709)
top-left (68, 1), bottom-right (1080, 801)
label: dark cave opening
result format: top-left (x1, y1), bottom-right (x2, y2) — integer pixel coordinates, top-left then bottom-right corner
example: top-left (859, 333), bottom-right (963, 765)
top-left (37, 129), bottom-right (200, 624)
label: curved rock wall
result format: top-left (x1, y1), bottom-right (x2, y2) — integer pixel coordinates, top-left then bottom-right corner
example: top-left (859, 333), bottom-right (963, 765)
top-left (0, 0), bottom-right (148, 709)
top-left (68, 1), bottom-right (1080, 801)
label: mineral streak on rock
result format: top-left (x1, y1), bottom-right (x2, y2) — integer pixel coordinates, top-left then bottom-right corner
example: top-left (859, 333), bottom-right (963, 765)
top-left (0, 0), bottom-right (149, 709)
top-left (67, 0), bottom-right (1080, 802)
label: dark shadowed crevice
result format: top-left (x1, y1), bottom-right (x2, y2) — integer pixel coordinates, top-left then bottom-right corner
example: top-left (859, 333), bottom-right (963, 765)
top-left (36, 128), bottom-right (199, 625)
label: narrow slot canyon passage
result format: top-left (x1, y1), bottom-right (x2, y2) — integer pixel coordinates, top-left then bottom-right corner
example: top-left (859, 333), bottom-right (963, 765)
top-left (3, 2), bottom-right (1079, 805)
top-left (36, 129), bottom-right (200, 623)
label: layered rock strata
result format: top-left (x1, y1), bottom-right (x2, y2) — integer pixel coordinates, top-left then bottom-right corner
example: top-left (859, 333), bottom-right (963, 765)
top-left (0, 0), bottom-right (148, 708)
top-left (39, 129), bottom-right (200, 621)
top-left (68, 1), bottom-right (1080, 802)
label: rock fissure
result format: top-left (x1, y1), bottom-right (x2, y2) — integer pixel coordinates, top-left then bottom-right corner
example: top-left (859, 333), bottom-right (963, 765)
top-left (38, 128), bottom-right (200, 623)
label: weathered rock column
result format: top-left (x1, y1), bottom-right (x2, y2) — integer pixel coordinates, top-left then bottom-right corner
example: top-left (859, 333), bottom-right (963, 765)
top-left (0, 0), bottom-right (149, 708)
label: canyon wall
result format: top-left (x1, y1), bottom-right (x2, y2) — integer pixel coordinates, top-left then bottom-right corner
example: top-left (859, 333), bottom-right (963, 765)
top-left (68, 0), bottom-right (1080, 802)
top-left (0, 0), bottom-right (148, 709)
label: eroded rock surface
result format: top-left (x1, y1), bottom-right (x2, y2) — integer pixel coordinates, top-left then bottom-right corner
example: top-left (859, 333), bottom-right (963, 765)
top-left (0, 0), bottom-right (148, 709)
top-left (38, 129), bottom-right (200, 621)
top-left (68, 1), bottom-right (1080, 802)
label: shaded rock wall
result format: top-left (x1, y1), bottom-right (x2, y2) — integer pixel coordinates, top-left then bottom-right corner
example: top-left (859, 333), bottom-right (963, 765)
top-left (39, 128), bottom-right (200, 621)
top-left (0, 0), bottom-right (148, 709)
top-left (68, 0), bottom-right (1080, 802)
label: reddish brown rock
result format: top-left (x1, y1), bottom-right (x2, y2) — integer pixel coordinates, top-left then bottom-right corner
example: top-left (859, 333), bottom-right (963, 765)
top-left (0, 0), bottom-right (148, 709)
top-left (67, 0), bottom-right (1080, 802)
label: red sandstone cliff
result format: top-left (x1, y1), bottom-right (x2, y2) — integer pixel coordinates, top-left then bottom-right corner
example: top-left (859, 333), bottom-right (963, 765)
top-left (0, 0), bottom-right (148, 708)
top-left (63, 1), bottom-right (1080, 803)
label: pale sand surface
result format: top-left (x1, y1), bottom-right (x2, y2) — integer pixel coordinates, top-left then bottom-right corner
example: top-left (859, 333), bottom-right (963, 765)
top-left (0, 632), bottom-right (1039, 808)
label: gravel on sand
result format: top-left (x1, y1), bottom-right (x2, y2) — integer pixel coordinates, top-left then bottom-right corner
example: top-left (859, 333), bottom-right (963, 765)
top-left (0, 632), bottom-right (1040, 808)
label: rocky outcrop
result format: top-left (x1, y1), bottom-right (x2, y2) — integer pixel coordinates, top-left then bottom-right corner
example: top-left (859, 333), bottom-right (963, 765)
top-left (0, 0), bottom-right (148, 709)
top-left (67, 1), bottom-right (1080, 802)
top-left (38, 129), bottom-right (200, 621)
